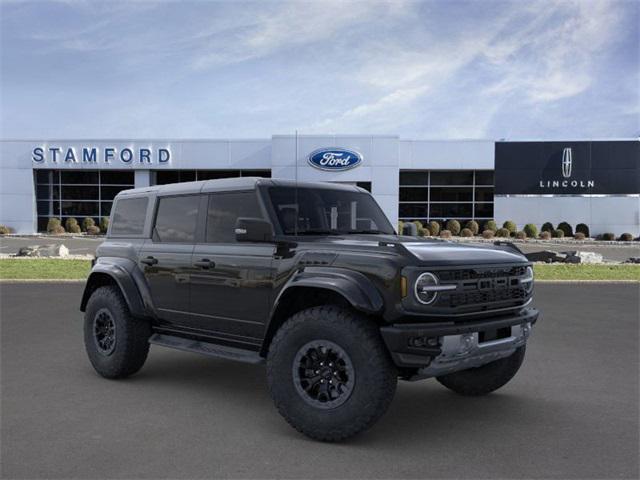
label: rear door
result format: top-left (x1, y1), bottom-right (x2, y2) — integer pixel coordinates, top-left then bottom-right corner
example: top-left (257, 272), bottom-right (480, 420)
top-left (189, 190), bottom-right (275, 346)
top-left (138, 194), bottom-right (201, 326)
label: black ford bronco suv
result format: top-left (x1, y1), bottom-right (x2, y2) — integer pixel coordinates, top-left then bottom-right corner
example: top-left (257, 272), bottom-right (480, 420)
top-left (81, 178), bottom-right (538, 441)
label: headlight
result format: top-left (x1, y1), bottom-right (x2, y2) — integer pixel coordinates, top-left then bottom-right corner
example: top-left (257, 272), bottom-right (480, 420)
top-left (522, 266), bottom-right (534, 294)
top-left (414, 272), bottom-right (455, 305)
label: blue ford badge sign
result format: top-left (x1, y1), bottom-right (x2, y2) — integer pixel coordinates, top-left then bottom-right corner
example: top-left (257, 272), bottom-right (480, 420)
top-left (308, 148), bottom-right (362, 171)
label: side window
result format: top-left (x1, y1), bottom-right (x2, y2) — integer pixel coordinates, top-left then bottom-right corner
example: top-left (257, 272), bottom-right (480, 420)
top-left (206, 191), bottom-right (262, 243)
top-left (153, 195), bottom-right (200, 243)
top-left (110, 197), bottom-right (148, 236)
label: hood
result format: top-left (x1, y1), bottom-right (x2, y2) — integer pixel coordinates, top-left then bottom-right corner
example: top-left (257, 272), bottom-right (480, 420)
top-left (295, 234), bottom-right (528, 266)
top-left (400, 240), bottom-right (527, 266)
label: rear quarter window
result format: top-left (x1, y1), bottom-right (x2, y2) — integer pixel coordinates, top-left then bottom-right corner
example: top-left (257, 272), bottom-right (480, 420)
top-left (153, 195), bottom-right (200, 243)
top-left (109, 197), bottom-right (149, 236)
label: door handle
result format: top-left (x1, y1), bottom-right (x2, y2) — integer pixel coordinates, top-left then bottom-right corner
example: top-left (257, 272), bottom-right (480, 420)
top-left (141, 256), bottom-right (158, 266)
top-left (194, 258), bottom-right (215, 269)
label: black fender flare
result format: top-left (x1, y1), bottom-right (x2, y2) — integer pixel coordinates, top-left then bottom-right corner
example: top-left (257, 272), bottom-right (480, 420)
top-left (80, 258), bottom-right (151, 319)
top-left (260, 267), bottom-right (385, 355)
top-left (277, 267), bottom-right (384, 314)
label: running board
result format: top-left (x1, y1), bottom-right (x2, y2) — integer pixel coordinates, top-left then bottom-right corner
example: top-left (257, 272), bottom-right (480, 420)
top-left (149, 333), bottom-right (264, 364)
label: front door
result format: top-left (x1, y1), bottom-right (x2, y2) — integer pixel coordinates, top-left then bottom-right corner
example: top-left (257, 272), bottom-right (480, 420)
top-left (189, 191), bottom-right (275, 348)
top-left (138, 193), bottom-right (201, 326)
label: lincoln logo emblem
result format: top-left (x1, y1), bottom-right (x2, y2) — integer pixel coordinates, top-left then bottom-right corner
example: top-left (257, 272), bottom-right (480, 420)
top-left (562, 147), bottom-right (572, 178)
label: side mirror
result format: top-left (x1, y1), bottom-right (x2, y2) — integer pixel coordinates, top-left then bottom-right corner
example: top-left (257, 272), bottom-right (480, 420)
top-left (235, 217), bottom-right (274, 243)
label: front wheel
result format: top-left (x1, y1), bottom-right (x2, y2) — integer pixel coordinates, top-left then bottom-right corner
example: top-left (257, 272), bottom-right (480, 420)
top-left (84, 286), bottom-right (151, 379)
top-left (436, 346), bottom-right (526, 396)
top-left (267, 305), bottom-right (397, 442)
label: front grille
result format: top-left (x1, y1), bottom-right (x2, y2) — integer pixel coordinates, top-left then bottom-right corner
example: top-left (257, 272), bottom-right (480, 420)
top-left (434, 265), bottom-right (529, 310)
top-left (437, 266), bottom-right (527, 282)
top-left (445, 286), bottom-right (527, 308)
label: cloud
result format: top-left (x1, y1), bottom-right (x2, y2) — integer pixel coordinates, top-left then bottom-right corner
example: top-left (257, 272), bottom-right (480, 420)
top-left (191, 1), bottom-right (411, 70)
top-left (0, 0), bottom-right (637, 139)
top-left (482, 0), bottom-right (622, 102)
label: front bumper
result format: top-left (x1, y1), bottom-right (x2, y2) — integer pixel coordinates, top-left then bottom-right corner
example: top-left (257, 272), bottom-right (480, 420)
top-left (380, 307), bottom-right (539, 378)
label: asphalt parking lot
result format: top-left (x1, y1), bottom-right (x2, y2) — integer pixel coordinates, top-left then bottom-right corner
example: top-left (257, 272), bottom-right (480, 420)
top-left (1, 283), bottom-right (638, 479)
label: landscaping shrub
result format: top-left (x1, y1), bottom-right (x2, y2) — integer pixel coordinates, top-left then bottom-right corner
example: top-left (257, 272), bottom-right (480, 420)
top-left (541, 222), bottom-right (554, 233)
top-left (618, 233), bottom-right (633, 241)
top-left (50, 225), bottom-right (66, 235)
top-left (100, 216), bottom-right (109, 233)
top-left (502, 220), bottom-right (517, 235)
top-left (46, 218), bottom-right (62, 234)
top-left (460, 228), bottom-right (473, 237)
top-left (575, 223), bottom-right (590, 238)
top-left (464, 220), bottom-right (479, 235)
top-left (481, 229), bottom-right (495, 239)
top-left (86, 225), bottom-right (101, 235)
top-left (515, 231), bottom-right (527, 240)
top-left (397, 221), bottom-right (404, 234)
top-left (599, 232), bottom-right (615, 241)
top-left (445, 219), bottom-right (461, 236)
top-left (539, 231), bottom-right (551, 240)
top-left (65, 217), bottom-right (81, 234)
top-left (0, 224), bottom-right (13, 234)
top-left (574, 232), bottom-right (586, 240)
top-left (523, 223), bottom-right (538, 238)
top-left (552, 229), bottom-right (565, 238)
top-left (496, 228), bottom-right (510, 238)
top-left (428, 221), bottom-right (440, 237)
top-left (418, 226), bottom-right (431, 237)
top-left (82, 217), bottom-right (96, 232)
top-left (410, 221), bottom-right (428, 237)
top-left (440, 230), bottom-right (452, 239)
top-left (484, 220), bottom-right (497, 232)
top-left (557, 221), bottom-right (573, 237)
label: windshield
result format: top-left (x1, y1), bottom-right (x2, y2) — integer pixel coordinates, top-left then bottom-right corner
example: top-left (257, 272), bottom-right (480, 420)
top-left (267, 186), bottom-right (395, 235)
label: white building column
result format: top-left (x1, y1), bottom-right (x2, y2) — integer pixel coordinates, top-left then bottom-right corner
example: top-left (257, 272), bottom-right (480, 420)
top-left (134, 170), bottom-right (152, 188)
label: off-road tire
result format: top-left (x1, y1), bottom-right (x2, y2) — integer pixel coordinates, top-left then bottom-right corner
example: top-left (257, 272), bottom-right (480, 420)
top-left (84, 285), bottom-right (151, 379)
top-left (436, 346), bottom-right (526, 396)
top-left (267, 305), bottom-right (397, 442)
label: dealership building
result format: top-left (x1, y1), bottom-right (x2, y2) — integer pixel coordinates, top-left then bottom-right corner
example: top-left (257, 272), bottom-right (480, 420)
top-left (0, 136), bottom-right (638, 235)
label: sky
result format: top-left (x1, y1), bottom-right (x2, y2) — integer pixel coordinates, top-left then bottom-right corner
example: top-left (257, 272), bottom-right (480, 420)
top-left (1, 0), bottom-right (638, 140)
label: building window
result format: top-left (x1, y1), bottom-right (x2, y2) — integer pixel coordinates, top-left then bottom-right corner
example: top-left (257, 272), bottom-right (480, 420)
top-left (35, 170), bottom-right (134, 232)
top-left (398, 170), bottom-right (494, 224)
top-left (154, 169), bottom-right (271, 185)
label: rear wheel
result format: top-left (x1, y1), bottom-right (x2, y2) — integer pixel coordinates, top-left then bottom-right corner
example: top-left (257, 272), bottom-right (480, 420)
top-left (436, 346), bottom-right (526, 396)
top-left (267, 305), bottom-right (397, 442)
top-left (84, 286), bottom-right (151, 379)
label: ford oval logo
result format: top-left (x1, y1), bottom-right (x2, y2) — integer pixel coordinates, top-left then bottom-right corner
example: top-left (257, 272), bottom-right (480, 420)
top-left (307, 148), bottom-right (362, 171)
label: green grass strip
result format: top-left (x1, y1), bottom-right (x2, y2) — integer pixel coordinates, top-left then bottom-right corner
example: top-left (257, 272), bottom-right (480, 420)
top-left (0, 259), bottom-right (91, 280)
top-left (533, 263), bottom-right (640, 281)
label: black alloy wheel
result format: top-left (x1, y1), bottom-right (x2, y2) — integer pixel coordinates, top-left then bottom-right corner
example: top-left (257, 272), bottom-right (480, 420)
top-left (93, 308), bottom-right (116, 355)
top-left (292, 340), bottom-right (355, 409)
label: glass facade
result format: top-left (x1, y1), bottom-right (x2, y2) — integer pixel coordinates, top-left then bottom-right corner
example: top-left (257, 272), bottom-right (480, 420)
top-left (35, 170), bottom-right (134, 232)
top-left (399, 170), bottom-right (494, 223)
top-left (154, 169), bottom-right (271, 185)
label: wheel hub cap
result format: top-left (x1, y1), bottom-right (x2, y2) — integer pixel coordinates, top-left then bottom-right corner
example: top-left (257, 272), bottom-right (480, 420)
top-left (93, 308), bottom-right (116, 356)
top-left (292, 340), bottom-right (355, 409)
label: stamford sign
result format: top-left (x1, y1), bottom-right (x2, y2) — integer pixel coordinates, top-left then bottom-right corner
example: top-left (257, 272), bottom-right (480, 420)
top-left (32, 146), bottom-right (171, 165)
top-left (308, 147), bottom-right (362, 171)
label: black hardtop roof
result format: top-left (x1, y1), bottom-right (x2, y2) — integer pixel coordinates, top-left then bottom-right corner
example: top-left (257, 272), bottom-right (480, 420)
top-left (116, 177), bottom-right (366, 198)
